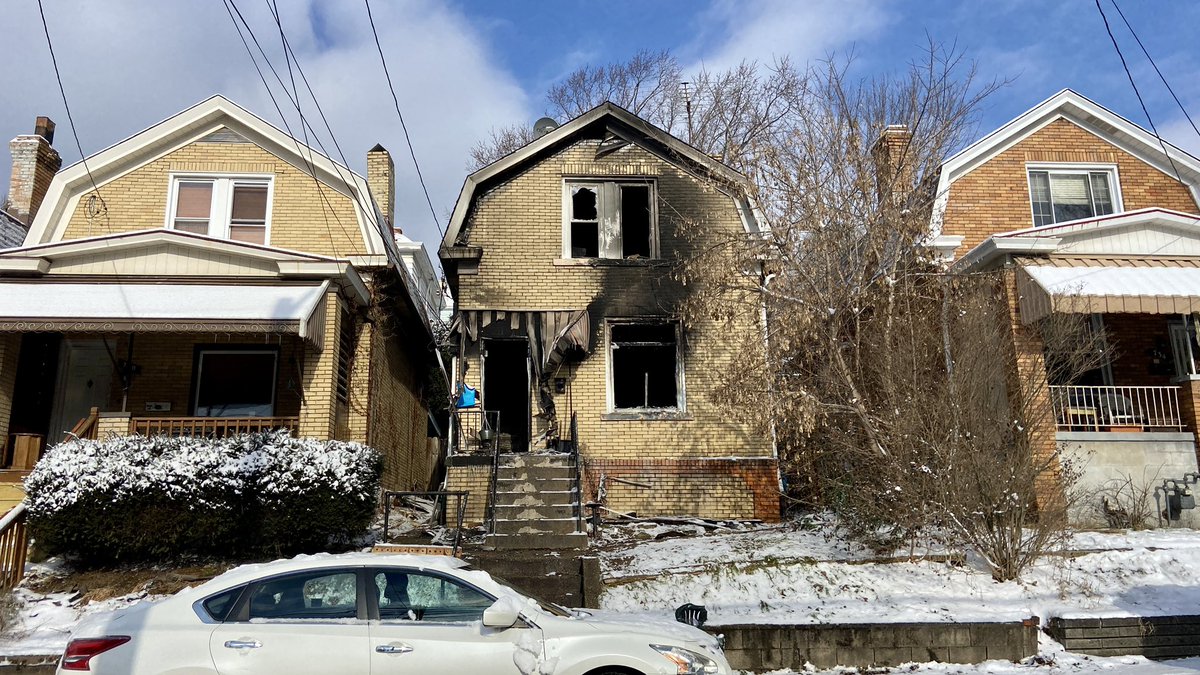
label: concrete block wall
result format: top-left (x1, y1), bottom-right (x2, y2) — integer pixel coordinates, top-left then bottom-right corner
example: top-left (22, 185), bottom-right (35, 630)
top-left (1047, 615), bottom-right (1200, 659)
top-left (941, 118), bottom-right (1199, 258)
top-left (712, 619), bottom-right (1039, 671)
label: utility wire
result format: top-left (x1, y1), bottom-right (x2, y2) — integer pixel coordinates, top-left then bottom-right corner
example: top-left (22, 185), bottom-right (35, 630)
top-left (363, 0), bottom-right (444, 239)
top-left (36, 0), bottom-right (107, 221)
top-left (222, 0), bottom-right (350, 258)
top-left (1095, 0), bottom-right (1182, 182)
top-left (1109, 0), bottom-right (1200, 145)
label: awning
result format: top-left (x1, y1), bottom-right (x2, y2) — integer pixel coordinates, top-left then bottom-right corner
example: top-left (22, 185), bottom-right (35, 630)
top-left (0, 280), bottom-right (330, 349)
top-left (1018, 263), bottom-right (1200, 323)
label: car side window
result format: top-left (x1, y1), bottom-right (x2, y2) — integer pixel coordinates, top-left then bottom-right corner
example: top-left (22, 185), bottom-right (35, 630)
top-left (203, 587), bottom-right (244, 622)
top-left (374, 570), bottom-right (494, 623)
top-left (247, 570), bottom-right (358, 621)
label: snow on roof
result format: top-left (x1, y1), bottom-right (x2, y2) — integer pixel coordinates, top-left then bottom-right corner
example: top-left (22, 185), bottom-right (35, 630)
top-left (0, 281), bottom-right (327, 321)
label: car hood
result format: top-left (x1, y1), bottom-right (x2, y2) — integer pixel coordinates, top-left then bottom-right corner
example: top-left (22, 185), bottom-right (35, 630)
top-left (566, 608), bottom-right (720, 648)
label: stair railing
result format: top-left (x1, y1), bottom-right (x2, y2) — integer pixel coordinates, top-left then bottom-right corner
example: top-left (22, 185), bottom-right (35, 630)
top-left (485, 410), bottom-right (501, 535)
top-left (0, 503), bottom-right (28, 592)
top-left (569, 411), bottom-right (583, 534)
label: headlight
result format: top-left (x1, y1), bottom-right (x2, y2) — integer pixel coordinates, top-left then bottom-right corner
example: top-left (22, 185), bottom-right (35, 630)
top-left (649, 644), bottom-right (720, 674)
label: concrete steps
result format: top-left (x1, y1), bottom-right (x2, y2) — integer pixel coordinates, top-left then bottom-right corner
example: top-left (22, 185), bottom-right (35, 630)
top-left (485, 453), bottom-right (585, 550)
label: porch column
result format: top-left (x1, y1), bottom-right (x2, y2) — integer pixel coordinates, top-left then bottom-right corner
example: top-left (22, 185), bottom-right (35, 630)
top-left (298, 291), bottom-right (344, 440)
top-left (1177, 378), bottom-right (1200, 463)
top-left (0, 334), bottom-right (18, 448)
top-left (1003, 268), bottom-right (1063, 509)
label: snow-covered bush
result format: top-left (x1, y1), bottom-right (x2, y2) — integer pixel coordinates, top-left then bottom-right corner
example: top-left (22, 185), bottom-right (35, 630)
top-left (25, 431), bottom-right (381, 563)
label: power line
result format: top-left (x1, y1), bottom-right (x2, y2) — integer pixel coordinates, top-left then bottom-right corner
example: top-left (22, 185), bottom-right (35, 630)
top-left (1108, 0), bottom-right (1200, 145)
top-left (363, 0), bottom-right (444, 239)
top-left (1094, 0), bottom-right (1182, 182)
top-left (35, 0), bottom-right (107, 221)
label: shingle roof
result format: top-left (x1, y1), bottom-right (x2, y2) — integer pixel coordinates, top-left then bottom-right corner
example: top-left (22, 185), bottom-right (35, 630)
top-left (0, 210), bottom-right (26, 250)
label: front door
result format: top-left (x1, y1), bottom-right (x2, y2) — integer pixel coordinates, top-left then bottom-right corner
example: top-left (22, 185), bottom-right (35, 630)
top-left (483, 339), bottom-right (531, 452)
top-left (209, 568), bottom-right (368, 675)
top-left (47, 339), bottom-right (113, 441)
top-left (368, 568), bottom-right (529, 674)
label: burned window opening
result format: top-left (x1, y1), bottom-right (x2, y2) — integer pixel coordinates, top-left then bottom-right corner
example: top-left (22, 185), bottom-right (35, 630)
top-left (610, 322), bottom-right (680, 410)
top-left (565, 181), bottom-right (655, 260)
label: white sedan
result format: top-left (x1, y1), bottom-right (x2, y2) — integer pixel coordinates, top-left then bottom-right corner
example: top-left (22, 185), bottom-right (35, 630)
top-left (58, 552), bottom-right (729, 674)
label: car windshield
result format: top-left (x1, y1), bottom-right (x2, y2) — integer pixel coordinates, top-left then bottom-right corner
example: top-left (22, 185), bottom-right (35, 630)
top-left (459, 567), bottom-right (572, 618)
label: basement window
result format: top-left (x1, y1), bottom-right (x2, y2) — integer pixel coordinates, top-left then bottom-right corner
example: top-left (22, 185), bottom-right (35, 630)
top-left (1028, 168), bottom-right (1119, 227)
top-left (565, 181), bottom-right (655, 259)
top-left (607, 321), bottom-right (683, 411)
top-left (169, 176), bottom-right (273, 244)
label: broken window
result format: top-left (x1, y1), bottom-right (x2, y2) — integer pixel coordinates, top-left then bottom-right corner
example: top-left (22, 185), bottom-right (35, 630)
top-left (565, 181), bottom-right (655, 259)
top-left (609, 321), bottom-right (682, 410)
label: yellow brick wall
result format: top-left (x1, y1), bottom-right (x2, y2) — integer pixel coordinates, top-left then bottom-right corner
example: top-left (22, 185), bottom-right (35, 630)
top-left (367, 312), bottom-right (439, 492)
top-left (60, 139), bottom-right (368, 257)
top-left (298, 291), bottom-right (345, 439)
top-left (942, 118), bottom-right (1200, 257)
top-left (444, 464), bottom-right (490, 524)
top-left (456, 139), bottom-right (774, 463)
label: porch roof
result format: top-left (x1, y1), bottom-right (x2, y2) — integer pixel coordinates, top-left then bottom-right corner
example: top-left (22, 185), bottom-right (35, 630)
top-left (1018, 261), bottom-right (1200, 323)
top-left (0, 280), bottom-right (330, 349)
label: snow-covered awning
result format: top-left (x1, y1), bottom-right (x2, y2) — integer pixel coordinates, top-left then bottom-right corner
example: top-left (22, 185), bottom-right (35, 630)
top-left (0, 280), bottom-right (330, 349)
top-left (1018, 262), bottom-right (1200, 323)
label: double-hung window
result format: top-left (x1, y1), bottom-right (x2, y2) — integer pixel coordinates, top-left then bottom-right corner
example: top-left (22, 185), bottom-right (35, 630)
top-left (1028, 167), bottom-right (1118, 227)
top-left (607, 320), bottom-right (684, 412)
top-left (169, 176), bottom-right (272, 244)
top-left (564, 180), bottom-right (655, 259)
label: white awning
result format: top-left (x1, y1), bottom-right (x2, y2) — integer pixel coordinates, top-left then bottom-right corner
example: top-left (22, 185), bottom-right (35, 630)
top-left (0, 281), bottom-right (330, 349)
top-left (1018, 264), bottom-right (1200, 323)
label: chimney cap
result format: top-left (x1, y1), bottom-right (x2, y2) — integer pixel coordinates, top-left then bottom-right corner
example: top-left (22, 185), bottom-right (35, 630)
top-left (369, 143), bottom-right (388, 153)
top-left (34, 117), bottom-right (55, 144)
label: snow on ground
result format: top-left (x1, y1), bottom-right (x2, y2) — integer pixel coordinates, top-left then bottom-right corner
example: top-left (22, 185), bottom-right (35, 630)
top-left (0, 587), bottom-right (161, 657)
top-left (600, 519), bottom-right (1200, 625)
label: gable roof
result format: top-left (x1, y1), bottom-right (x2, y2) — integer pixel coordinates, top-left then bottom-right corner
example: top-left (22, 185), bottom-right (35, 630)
top-left (954, 207), bottom-right (1200, 271)
top-left (0, 209), bottom-right (25, 249)
top-left (932, 88), bottom-right (1200, 232)
top-left (25, 95), bottom-right (393, 259)
top-left (441, 101), bottom-right (761, 250)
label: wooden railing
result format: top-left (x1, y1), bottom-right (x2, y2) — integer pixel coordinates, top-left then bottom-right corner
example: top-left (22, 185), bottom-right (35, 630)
top-left (1050, 385), bottom-right (1185, 431)
top-left (131, 416), bottom-right (300, 438)
top-left (64, 406), bottom-right (100, 443)
top-left (0, 504), bottom-right (28, 592)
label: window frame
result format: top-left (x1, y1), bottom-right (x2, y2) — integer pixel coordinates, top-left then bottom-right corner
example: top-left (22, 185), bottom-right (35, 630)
top-left (604, 318), bottom-right (686, 415)
top-left (191, 346), bottom-right (279, 418)
top-left (166, 173), bottom-right (275, 245)
top-left (367, 566), bottom-right (499, 624)
top-left (1025, 163), bottom-right (1122, 228)
top-left (198, 567), bottom-right (369, 624)
top-left (561, 179), bottom-right (659, 260)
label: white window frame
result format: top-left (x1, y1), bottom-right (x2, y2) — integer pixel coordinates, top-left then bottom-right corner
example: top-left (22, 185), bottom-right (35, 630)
top-left (193, 348), bottom-right (278, 417)
top-left (1025, 163), bottom-right (1123, 228)
top-left (1169, 316), bottom-right (1200, 381)
top-left (561, 179), bottom-right (658, 260)
top-left (166, 173), bottom-right (275, 244)
top-left (604, 318), bottom-right (686, 413)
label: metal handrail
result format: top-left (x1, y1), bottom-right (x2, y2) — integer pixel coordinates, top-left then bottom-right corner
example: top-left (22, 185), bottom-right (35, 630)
top-left (569, 411), bottom-right (583, 533)
top-left (485, 410), bottom-right (501, 535)
top-left (1049, 385), bottom-right (1184, 431)
top-left (0, 503), bottom-right (28, 592)
top-left (381, 491), bottom-right (469, 557)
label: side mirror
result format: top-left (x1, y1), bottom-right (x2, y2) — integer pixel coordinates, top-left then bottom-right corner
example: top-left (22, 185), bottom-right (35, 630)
top-left (482, 598), bottom-right (520, 628)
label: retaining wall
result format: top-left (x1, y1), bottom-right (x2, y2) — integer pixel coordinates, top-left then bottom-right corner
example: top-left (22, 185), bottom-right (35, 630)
top-left (1047, 615), bottom-right (1200, 659)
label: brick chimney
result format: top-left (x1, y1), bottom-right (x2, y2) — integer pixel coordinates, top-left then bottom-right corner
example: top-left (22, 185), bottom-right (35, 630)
top-left (7, 117), bottom-right (62, 226)
top-left (872, 124), bottom-right (913, 207)
top-left (366, 143), bottom-right (396, 233)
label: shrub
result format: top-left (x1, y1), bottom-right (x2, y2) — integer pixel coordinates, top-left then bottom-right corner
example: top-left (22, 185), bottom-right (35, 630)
top-left (25, 431), bottom-right (381, 564)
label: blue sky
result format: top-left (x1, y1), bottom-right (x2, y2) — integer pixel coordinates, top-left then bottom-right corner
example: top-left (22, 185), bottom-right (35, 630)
top-left (3, 0), bottom-right (1199, 253)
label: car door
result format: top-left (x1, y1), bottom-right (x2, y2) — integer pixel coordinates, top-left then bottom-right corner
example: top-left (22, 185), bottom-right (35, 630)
top-left (209, 568), bottom-right (369, 675)
top-left (368, 568), bottom-right (532, 674)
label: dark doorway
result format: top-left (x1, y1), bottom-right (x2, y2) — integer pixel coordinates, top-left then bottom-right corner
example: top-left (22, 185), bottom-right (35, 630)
top-left (9, 334), bottom-right (62, 439)
top-left (483, 339), bottom-right (530, 453)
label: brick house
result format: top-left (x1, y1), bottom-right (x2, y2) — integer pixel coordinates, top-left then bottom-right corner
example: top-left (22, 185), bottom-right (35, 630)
top-left (932, 89), bottom-right (1200, 525)
top-left (0, 96), bottom-right (444, 506)
top-left (439, 102), bottom-right (780, 535)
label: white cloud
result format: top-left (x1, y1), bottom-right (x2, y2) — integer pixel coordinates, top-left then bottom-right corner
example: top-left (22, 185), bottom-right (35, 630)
top-left (1159, 115), bottom-right (1200, 159)
top-left (0, 0), bottom-right (532, 251)
top-left (681, 0), bottom-right (893, 75)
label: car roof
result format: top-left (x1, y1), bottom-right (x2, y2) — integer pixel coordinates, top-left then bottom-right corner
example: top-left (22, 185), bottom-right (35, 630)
top-left (192, 553), bottom-right (471, 594)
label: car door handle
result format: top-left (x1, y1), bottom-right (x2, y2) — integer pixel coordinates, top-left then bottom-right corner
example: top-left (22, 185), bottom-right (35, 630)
top-left (224, 640), bottom-right (262, 649)
top-left (375, 644), bottom-right (414, 654)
